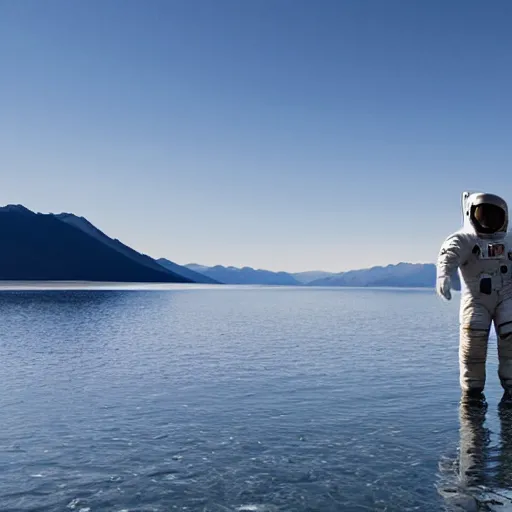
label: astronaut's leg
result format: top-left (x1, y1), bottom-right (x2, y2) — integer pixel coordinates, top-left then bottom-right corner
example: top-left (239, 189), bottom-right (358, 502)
top-left (495, 298), bottom-right (512, 405)
top-left (459, 294), bottom-right (492, 402)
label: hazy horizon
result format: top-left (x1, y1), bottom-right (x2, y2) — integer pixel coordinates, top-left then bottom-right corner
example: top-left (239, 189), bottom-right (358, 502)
top-left (2, 1), bottom-right (512, 272)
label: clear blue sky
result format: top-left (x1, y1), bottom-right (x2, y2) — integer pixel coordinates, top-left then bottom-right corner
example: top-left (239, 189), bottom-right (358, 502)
top-left (2, 0), bottom-right (512, 272)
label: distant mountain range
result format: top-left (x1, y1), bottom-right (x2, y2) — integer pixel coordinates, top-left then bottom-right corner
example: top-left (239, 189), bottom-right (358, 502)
top-left (185, 264), bottom-right (301, 286)
top-left (0, 203), bottom-right (461, 289)
top-left (182, 262), bottom-right (462, 290)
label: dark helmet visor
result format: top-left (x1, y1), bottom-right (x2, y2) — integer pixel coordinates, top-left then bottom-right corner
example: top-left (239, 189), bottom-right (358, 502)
top-left (473, 203), bottom-right (506, 233)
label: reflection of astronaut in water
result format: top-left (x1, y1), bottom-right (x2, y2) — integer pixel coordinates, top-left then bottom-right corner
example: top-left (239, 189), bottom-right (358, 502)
top-left (457, 401), bottom-right (490, 490)
top-left (495, 405), bottom-right (512, 489)
top-left (442, 402), bottom-right (512, 508)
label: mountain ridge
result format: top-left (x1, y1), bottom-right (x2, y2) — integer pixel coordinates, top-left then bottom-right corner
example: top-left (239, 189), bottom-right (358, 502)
top-left (0, 205), bottom-right (191, 283)
top-left (55, 213), bottom-right (175, 274)
top-left (185, 263), bottom-right (302, 286)
top-left (184, 262), bottom-right (462, 289)
top-left (55, 213), bottom-right (217, 283)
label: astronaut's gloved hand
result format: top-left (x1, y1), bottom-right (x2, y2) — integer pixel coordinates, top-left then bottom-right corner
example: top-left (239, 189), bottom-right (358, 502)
top-left (437, 275), bottom-right (452, 301)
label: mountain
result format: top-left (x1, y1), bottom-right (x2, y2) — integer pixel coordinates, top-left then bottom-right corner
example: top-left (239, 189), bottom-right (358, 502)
top-left (157, 258), bottom-right (219, 284)
top-left (291, 271), bottom-right (336, 284)
top-left (0, 204), bottom-right (34, 215)
top-left (55, 213), bottom-right (175, 274)
top-left (184, 262), bottom-right (461, 289)
top-left (184, 264), bottom-right (301, 286)
top-left (308, 262), bottom-right (461, 290)
top-left (0, 205), bottom-right (191, 283)
top-left (56, 213), bottom-right (211, 283)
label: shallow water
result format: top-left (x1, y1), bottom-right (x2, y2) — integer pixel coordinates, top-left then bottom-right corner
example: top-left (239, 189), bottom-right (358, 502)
top-left (0, 286), bottom-right (510, 511)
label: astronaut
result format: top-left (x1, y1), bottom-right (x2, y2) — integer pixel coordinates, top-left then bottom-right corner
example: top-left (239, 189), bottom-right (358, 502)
top-left (436, 191), bottom-right (512, 406)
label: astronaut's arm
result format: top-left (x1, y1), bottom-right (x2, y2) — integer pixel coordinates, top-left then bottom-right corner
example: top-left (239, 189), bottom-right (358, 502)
top-left (436, 233), bottom-right (470, 279)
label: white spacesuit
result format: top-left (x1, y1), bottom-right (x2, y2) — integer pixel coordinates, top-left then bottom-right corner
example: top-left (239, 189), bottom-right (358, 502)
top-left (436, 191), bottom-right (512, 405)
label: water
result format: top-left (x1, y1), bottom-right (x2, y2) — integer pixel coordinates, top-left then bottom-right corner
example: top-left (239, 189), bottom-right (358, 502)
top-left (0, 285), bottom-right (510, 511)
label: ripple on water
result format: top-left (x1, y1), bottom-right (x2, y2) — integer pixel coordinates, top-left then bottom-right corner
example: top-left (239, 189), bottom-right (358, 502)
top-left (0, 287), bottom-right (507, 511)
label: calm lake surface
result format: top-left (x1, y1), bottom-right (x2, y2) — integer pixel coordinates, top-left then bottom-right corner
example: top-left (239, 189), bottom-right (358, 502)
top-left (1, 285), bottom-right (510, 511)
